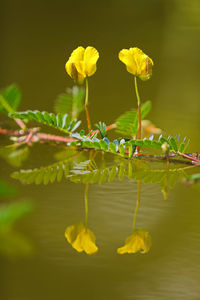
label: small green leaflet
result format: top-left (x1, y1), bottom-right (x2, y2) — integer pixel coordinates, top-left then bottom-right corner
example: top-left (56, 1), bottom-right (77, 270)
top-left (9, 110), bottom-right (81, 134)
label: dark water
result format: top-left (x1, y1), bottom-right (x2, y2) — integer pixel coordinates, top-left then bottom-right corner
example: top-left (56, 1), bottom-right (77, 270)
top-left (1, 0), bottom-right (200, 299)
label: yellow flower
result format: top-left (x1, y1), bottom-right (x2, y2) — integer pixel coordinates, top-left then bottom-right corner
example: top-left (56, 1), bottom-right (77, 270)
top-left (117, 229), bottom-right (151, 254)
top-left (119, 47), bottom-right (153, 80)
top-left (65, 46), bottom-right (99, 83)
top-left (65, 221), bottom-right (98, 255)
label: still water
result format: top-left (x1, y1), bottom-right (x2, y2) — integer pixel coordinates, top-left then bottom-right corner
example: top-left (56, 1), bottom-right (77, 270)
top-left (1, 144), bottom-right (200, 299)
top-left (1, 0), bottom-right (200, 299)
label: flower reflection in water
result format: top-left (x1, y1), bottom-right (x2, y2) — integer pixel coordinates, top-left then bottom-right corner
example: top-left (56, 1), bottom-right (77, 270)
top-left (65, 184), bottom-right (98, 255)
top-left (117, 181), bottom-right (152, 254)
top-left (117, 228), bottom-right (151, 254)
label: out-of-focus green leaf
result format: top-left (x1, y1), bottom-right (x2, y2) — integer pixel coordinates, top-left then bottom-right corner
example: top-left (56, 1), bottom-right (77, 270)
top-left (0, 180), bottom-right (16, 197)
top-left (0, 201), bottom-right (33, 229)
top-left (54, 86), bottom-right (85, 120)
top-left (183, 173), bottom-right (200, 185)
top-left (0, 84), bottom-right (21, 114)
top-left (0, 146), bottom-right (29, 167)
top-left (115, 101), bottom-right (152, 137)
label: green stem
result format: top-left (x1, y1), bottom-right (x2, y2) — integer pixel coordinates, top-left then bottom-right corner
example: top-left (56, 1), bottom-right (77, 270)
top-left (85, 77), bottom-right (89, 107)
top-left (133, 180), bottom-right (141, 230)
top-left (134, 77), bottom-right (141, 152)
top-left (84, 184), bottom-right (89, 226)
top-left (134, 76), bottom-right (141, 106)
top-left (85, 78), bottom-right (91, 132)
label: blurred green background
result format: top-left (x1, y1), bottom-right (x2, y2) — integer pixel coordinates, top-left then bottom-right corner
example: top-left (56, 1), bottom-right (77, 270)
top-left (1, 1), bottom-right (200, 300)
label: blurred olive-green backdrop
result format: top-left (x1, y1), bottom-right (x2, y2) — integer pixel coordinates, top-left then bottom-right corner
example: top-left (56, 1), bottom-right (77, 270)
top-left (1, 1), bottom-right (200, 300)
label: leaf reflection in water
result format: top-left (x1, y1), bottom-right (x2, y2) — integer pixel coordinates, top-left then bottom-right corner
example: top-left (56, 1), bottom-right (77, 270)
top-left (11, 150), bottom-right (195, 199)
top-left (0, 145), bottom-right (29, 168)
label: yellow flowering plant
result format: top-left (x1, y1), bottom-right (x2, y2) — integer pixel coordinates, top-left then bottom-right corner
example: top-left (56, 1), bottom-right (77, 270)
top-left (1, 44), bottom-right (200, 262)
top-left (1, 45), bottom-right (198, 184)
top-left (65, 46), bottom-right (99, 132)
top-left (119, 47), bottom-right (154, 152)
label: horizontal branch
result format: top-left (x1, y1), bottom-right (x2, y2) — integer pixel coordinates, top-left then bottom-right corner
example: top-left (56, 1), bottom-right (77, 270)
top-left (0, 125), bottom-right (199, 164)
top-left (37, 133), bottom-right (76, 143)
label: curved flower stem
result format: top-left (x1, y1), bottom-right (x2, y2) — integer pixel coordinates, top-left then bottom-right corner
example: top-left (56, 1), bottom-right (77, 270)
top-left (85, 78), bottom-right (91, 133)
top-left (134, 77), bottom-right (141, 152)
top-left (134, 76), bottom-right (141, 106)
top-left (84, 183), bottom-right (89, 227)
top-left (133, 180), bottom-right (141, 230)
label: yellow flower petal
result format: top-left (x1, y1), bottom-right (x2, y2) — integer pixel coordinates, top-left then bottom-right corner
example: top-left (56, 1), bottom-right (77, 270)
top-left (65, 61), bottom-right (85, 83)
top-left (119, 47), bottom-right (153, 80)
top-left (65, 47), bottom-right (85, 83)
top-left (84, 46), bottom-right (99, 77)
top-left (65, 46), bottom-right (99, 83)
top-left (119, 49), bottom-right (137, 75)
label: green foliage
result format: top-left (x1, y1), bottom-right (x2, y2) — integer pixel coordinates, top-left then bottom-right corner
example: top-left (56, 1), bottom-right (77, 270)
top-left (11, 160), bottom-right (72, 185)
top-left (115, 100), bottom-right (152, 136)
top-left (9, 111), bottom-right (81, 134)
top-left (95, 122), bottom-right (107, 138)
top-left (0, 84), bottom-right (21, 114)
top-left (183, 173), bottom-right (200, 185)
top-left (0, 201), bottom-right (33, 229)
top-left (11, 158), bottom-right (187, 199)
top-left (169, 137), bottom-right (178, 152)
top-left (178, 137), bottom-right (190, 153)
top-left (0, 146), bottom-right (29, 167)
top-left (70, 131), bottom-right (190, 159)
top-left (126, 135), bottom-right (190, 154)
top-left (54, 86), bottom-right (85, 120)
top-left (0, 180), bottom-right (17, 197)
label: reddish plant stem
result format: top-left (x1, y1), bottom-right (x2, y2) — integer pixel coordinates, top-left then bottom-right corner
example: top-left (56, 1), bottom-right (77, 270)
top-left (14, 118), bottom-right (26, 129)
top-left (37, 133), bottom-right (76, 143)
top-left (136, 103), bottom-right (141, 153)
top-left (0, 128), bottom-right (22, 136)
top-left (85, 104), bottom-right (91, 133)
top-left (180, 152), bottom-right (200, 164)
top-left (24, 131), bottom-right (34, 143)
